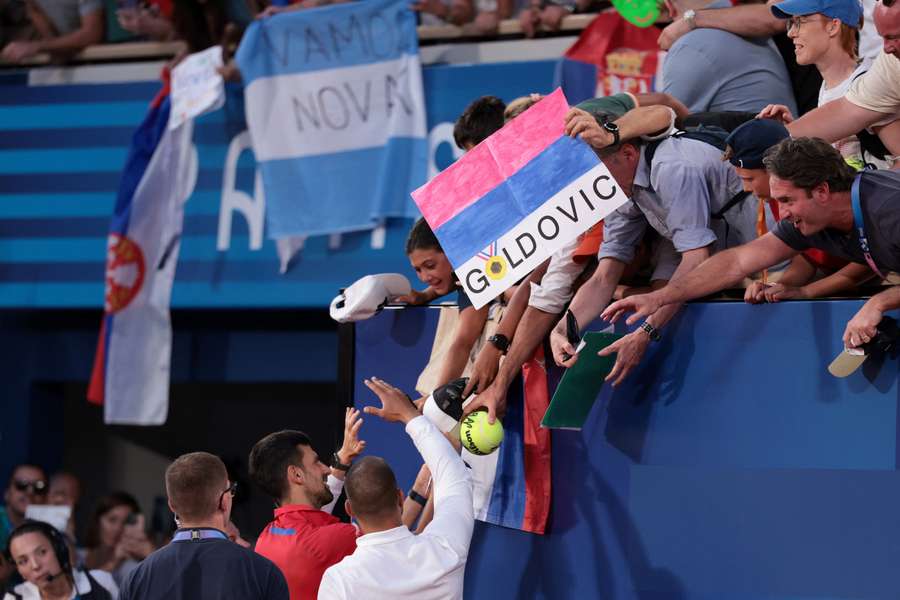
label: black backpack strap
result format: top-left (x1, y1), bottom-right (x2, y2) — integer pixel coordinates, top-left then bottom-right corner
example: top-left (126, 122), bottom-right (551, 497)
top-left (711, 190), bottom-right (752, 220)
top-left (81, 571), bottom-right (114, 600)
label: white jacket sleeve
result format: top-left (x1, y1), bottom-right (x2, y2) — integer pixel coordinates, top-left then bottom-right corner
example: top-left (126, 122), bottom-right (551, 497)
top-left (407, 416), bottom-right (474, 557)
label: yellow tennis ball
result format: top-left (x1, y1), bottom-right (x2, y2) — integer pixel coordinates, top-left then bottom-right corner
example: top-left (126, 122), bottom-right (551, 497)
top-left (459, 410), bottom-right (504, 455)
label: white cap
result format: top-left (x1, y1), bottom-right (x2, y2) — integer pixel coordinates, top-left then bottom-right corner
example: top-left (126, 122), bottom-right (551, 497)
top-left (329, 273), bottom-right (412, 323)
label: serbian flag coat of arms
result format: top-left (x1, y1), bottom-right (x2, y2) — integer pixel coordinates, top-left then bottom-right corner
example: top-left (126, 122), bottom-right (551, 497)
top-left (411, 89), bottom-right (630, 309)
top-left (87, 91), bottom-right (194, 425)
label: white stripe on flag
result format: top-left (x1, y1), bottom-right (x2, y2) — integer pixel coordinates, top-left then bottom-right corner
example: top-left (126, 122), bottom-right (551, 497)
top-left (104, 120), bottom-right (196, 425)
top-left (244, 54), bottom-right (426, 161)
top-left (455, 162), bottom-right (629, 310)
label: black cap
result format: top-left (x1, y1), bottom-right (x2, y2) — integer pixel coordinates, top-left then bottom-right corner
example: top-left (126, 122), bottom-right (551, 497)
top-left (724, 119), bottom-right (790, 169)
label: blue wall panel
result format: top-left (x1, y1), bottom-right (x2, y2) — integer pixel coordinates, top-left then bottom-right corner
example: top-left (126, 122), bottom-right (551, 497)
top-left (354, 300), bottom-right (900, 599)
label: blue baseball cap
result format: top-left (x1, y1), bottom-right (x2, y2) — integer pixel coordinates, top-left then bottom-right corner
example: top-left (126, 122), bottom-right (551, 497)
top-left (771, 0), bottom-right (862, 27)
top-left (724, 119), bottom-right (790, 170)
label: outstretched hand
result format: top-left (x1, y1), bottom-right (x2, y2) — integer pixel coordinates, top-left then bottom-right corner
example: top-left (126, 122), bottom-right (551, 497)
top-left (756, 104), bottom-right (794, 124)
top-left (601, 293), bottom-right (664, 326)
top-left (337, 408), bottom-right (366, 465)
top-left (597, 331), bottom-right (650, 387)
top-left (363, 378), bottom-right (419, 424)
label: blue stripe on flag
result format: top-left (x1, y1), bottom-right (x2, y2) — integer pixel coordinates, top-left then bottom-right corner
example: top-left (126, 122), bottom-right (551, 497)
top-left (261, 137), bottom-right (425, 237)
top-left (435, 135), bottom-right (600, 266)
top-left (485, 375), bottom-right (528, 529)
top-left (236, 0), bottom-right (419, 84)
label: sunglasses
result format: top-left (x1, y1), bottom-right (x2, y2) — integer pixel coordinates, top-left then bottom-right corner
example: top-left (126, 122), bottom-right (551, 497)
top-left (13, 479), bottom-right (47, 494)
top-left (884, 0), bottom-right (895, 8)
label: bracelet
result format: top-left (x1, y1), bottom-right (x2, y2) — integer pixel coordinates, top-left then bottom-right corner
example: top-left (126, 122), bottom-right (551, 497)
top-left (408, 490), bottom-right (428, 507)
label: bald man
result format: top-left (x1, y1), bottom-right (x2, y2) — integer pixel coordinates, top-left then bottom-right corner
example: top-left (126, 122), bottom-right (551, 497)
top-left (318, 378), bottom-right (473, 600)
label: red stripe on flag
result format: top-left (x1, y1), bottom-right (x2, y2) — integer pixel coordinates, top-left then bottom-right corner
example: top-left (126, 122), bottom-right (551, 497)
top-left (520, 345), bottom-right (552, 534)
top-left (87, 319), bottom-right (107, 406)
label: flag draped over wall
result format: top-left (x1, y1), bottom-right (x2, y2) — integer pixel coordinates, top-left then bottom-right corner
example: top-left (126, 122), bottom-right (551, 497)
top-left (87, 93), bottom-right (195, 425)
top-left (235, 0), bottom-right (428, 239)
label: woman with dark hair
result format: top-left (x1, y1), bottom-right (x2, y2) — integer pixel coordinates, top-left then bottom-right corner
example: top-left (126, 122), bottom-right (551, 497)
top-left (5, 520), bottom-right (113, 600)
top-left (81, 493), bottom-right (153, 588)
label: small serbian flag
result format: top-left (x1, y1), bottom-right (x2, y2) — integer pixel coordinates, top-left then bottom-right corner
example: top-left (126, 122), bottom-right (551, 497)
top-left (411, 88), bottom-right (630, 309)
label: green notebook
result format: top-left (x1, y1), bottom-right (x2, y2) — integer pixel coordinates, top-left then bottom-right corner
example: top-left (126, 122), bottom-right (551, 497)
top-left (541, 332), bottom-right (623, 430)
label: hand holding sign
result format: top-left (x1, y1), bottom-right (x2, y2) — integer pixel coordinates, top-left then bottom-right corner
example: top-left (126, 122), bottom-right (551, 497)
top-left (411, 89), bottom-right (630, 309)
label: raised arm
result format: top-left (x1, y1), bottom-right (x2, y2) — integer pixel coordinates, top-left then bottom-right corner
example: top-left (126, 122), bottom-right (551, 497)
top-left (602, 233), bottom-right (798, 324)
top-left (363, 378), bottom-right (473, 556)
top-left (565, 106), bottom-right (677, 149)
top-left (788, 98), bottom-right (888, 143)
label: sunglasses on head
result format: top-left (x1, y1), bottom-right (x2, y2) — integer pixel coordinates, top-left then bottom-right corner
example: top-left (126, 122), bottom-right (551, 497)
top-left (13, 479), bottom-right (47, 494)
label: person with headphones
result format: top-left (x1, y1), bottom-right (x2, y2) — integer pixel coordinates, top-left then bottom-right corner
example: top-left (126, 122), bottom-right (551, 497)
top-left (4, 520), bottom-right (114, 600)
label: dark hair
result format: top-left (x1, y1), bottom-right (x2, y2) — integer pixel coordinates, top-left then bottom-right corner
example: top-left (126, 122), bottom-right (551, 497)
top-left (405, 217), bottom-right (444, 255)
top-left (249, 430), bottom-right (312, 502)
top-left (7, 464), bottom-right (46, 489)
top-left (165, 452), bottom-right (228, 523)
top-left (762, 137), bottom-right (856, 193)
top-left (172, 0), bottom-right (229, 54)
top-left (344, 457), bottom-right (399, 520)
top-left (84, 491), bottom-right (141, 549)
top-left (453, 96), bottom-right (506, 150)
top-left (6, 521), bottom-right (72, 576)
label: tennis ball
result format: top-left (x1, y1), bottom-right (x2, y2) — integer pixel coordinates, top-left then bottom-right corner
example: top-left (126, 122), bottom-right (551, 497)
top-left (459, 409), bottom-right (504, 455)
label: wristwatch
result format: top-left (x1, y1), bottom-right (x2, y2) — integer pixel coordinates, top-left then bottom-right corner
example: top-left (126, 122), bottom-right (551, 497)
top-left (487, 333), bottom-right (510, 354)
top-left (331, 453), bottom-right (351, 472)
top-left (640, 321), bottom-right (661, 342)
top-left (683, 9), bottom-right (697, 29)
top-left (602, 121), bottom-right (620, 147)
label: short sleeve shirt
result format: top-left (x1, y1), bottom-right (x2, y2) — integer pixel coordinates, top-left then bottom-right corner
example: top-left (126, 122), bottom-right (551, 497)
top-left (34, 0), bottom-right (101, 36)
top-left (846, 51), bottom-right (900, 117)
top-left (575, 93), bottom-right (637, 120)
top-left (771, 171), bottom-right (900, 274)
top-left (662, 2), bottom-right (797, 115)
top-left (600, 136), bottom-right (760, 263)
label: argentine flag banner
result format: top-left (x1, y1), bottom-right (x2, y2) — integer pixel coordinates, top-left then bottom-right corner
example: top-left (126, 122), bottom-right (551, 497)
top-left (235, 0), bottom-right (427, 238)
top-left (412, 89), bottom-right (630, 309)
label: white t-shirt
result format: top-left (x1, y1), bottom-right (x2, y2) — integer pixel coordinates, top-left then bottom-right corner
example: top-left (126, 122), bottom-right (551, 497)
top-left (819, 62), bottom-right (869, 168)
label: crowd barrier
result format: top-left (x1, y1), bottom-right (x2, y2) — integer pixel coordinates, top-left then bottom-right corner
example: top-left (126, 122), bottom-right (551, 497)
top-left (353, 300), bottom-right (900, 599)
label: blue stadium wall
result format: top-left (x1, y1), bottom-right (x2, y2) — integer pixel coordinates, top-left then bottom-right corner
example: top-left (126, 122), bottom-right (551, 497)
top-left (0, 55), bottom-right (565, 478)
top-left (355, 301), bottom-right (900, 599)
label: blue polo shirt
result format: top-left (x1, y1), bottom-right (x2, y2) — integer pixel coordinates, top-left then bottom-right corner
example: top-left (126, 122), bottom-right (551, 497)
top-left (119, 528), bottom-right (288, 600)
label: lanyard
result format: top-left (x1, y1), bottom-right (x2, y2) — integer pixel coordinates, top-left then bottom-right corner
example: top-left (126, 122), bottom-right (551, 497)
top-left (172, 528), bottom-right (228, 542)
top-left (851, 176), bottom-right (886, 280)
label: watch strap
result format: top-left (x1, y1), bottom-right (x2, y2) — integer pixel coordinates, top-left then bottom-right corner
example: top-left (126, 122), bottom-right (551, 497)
top-left (488, 333), bottom-right (510, 354)
top-left (331, 452), bottom-right (351, 471)
top-left (640, 321), bottom-right (661, 342)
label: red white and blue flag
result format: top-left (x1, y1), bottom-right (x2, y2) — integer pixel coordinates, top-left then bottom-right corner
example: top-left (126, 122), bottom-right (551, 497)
top-left (411, 88), bottom-right (629, 309)
top-left (87, 90), bottom-right (195, 425)
top-left (467, 346), bottom-right (552, 534)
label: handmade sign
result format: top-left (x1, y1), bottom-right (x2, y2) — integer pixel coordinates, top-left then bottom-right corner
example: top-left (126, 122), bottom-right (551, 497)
top-left (411, 88), bottom-right (630, 309)
top-left (169, 45), bottom-right (225, 130)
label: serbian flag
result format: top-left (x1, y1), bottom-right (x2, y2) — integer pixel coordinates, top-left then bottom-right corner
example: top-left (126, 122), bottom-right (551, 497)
top-left (411, 88), bottom-right (629, 309)
top-left (87, 90), bottom-right (194, 425)
top-left (465, 346), bottom-right (552, 534)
